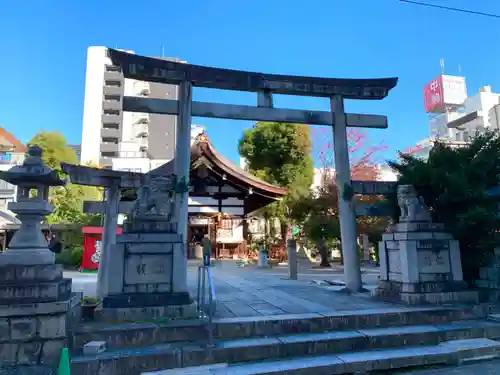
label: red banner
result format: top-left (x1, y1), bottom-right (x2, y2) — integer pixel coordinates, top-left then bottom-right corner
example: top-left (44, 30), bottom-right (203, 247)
top-left (81, 227), bottom-right (122, 271)
top-left (423, 75), bottom-right (444, 113)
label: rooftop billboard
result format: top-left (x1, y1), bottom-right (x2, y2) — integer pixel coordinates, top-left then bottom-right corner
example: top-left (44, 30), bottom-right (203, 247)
top-left (423, 75), bottom-right (467, 114)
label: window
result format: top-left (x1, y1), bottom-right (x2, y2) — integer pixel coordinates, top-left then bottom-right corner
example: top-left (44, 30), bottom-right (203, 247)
top-left (103, 109), bottom-right (120, 116)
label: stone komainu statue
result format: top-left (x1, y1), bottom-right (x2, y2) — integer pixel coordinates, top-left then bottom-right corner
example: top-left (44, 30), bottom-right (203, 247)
top-left (131, 175), bottom-right (176, 219)
top-left (397, 184), bottom-right (432, 222)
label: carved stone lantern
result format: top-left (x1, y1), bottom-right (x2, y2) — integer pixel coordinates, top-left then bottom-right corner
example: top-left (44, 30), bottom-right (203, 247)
top-left (0, 145), bottom-right (65, 265)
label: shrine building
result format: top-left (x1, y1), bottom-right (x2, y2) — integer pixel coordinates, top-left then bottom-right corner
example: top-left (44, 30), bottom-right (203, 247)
top-left (75, 132), bottom-right (287, 259)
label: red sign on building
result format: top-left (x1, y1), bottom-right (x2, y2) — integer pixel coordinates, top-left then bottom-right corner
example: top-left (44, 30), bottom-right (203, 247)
top-left (423, 76), bottom-right (445, 114)
top-left (81, 226), bottom-right (122, 271)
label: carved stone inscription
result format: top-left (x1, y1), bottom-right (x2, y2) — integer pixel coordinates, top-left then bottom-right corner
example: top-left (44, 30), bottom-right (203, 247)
top-left (124, 254), bottom-right (171, 285)
top-left (417, 239), bottom-right (449, 250)
top-left (418, 250), bottom-right (450, 274)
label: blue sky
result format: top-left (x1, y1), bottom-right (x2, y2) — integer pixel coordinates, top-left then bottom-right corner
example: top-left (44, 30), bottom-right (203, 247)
top-left (1, 0), bottom-right (500, 166)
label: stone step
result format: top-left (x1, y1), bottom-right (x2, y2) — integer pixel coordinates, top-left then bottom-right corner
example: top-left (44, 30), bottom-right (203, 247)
top-left (70, 319), bottom-right (500, 375)
top-left (141, 338), bottom-right (500, 375)
top-left (71, 305), bottom-right (488, 353)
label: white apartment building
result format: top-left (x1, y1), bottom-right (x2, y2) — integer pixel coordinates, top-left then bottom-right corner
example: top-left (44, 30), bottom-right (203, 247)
top-left (81, 46), bottom-right (186, 173)
top-left (431, 85), bottom-right (500, 142)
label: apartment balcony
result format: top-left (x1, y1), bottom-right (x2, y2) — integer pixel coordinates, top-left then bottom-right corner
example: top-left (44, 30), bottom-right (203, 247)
top-left (101, 114), bottom-right (121, 124)
top-left (139, 138), bottom-right (148, 151)
top-left (134, 81), bottom-right (150, 96)
top-left (104, 69), bottom-right (123, 81)
top-left (132, 113), bottom-right (150, 124)
top-left (0, 152), bottom-right (25, 165)
top-left (100, 142), bottom-right (119, 153)
top-left (99, 158), bottom-right (113, 168)
top-left (102, 99), bottom-right (122, 111)
top-left (134, 123), bottom-right (149, 138)
top-left (0, 179), bottom-right (15, 192)
top-left (101, 128), bottom-right (121, 138)
top-left (117, 150), bottom-right (148, 158)
top-left (103, 85), bottom-right (123, 96)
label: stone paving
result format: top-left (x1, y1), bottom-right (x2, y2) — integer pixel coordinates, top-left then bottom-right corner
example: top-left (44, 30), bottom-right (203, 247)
top-left (185, 260), bottom-right (396, 318)
top-left (68, 259), bottom-right (390, 319)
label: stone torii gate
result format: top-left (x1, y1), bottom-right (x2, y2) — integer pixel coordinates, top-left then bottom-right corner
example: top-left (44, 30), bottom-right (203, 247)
top-left (105, 49), bottom-right (398, 293)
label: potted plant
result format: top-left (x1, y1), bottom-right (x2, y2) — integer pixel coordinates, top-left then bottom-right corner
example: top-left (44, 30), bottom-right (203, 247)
top-left (80, 296), bottom-right (101, 321)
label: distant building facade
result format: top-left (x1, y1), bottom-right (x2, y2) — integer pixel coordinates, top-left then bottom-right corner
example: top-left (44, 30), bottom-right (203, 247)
top-left (0, 126), bottom-right (26, 224)
top-left (69, 144), bottom-right (81, 162)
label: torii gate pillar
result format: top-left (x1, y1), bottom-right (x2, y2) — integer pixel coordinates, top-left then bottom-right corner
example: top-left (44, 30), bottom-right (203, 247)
top-left (331, 95), bottom-right (363, 292)
top-left (172, 81), bottom-right (192, 295)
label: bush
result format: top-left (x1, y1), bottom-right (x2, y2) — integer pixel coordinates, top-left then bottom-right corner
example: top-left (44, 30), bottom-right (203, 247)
top-left (55, 245), bottom-right (83, 269)
top-left (388, 131), bottom-right (500, 283)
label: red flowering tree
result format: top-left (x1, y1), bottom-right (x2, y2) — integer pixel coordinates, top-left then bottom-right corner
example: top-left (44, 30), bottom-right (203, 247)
top-left (293, 127), bottom-right (389, 266)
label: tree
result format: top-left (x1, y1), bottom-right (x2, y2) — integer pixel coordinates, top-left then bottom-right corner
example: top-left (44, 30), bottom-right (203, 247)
top-left (296, 127), bottom-right (389, 266)
top-left (238, 122), bottom-right (314, 241)
top-left (388, 131), bottom-right (500, 283)
top-left (28, 131), bottom-right (102, 224)
top-left (29, 132), bottom-right (79, 172)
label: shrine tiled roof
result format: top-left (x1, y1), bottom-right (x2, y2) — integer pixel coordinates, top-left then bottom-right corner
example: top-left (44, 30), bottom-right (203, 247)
top-left (151, 132), bottom-right (287, 197)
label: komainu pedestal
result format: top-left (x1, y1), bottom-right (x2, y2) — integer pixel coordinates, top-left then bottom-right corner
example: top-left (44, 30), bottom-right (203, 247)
top-left (375, 185), bottom-right (478, 305)
top-left (95, 174), bottom-right (195, 322)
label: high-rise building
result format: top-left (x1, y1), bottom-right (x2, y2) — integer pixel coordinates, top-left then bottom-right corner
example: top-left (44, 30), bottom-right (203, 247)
top-left (80, 46), bottom-right (184, 173)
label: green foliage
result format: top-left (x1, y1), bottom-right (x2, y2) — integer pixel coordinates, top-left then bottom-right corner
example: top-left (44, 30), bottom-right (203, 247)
top-left (239, 122), bottom-right (313, 188)
top-left (80, 296), bottom-right (101, 305)
top-left (28, 131), bottom-right (103, 224)
top-left (55, 245), bottom-right (83, 269)
top-left (29, 131), bottom-right (78, 173)
top-left (389, 131), bottom-right (500, 283)
top-left (238, 122), bottom-right (314, 230)
top-left (55, 229), bottom-right (86, 268)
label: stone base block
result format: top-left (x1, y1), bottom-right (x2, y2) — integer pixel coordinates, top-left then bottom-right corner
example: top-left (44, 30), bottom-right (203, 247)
top-left (0, 365), bottom-right (55, 374)
top-left (0, 264), bottom-right (63, 284)
top-left (374, 281), bottom-right (479, 305)
top-left (102, 292), bottom-right (192, 309)
top-left (398, 290), bottom-right (479, 305)
top-left (0, 249), bottom-right (55, 266)
top-left (0, 294), bottom-right (81, 371)
top-left (94, 302), bottom-right (198, 323)
top-left (378, 280), bottom-right (468, 294)
top-left (0, 278), bottom-right (72, 305)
